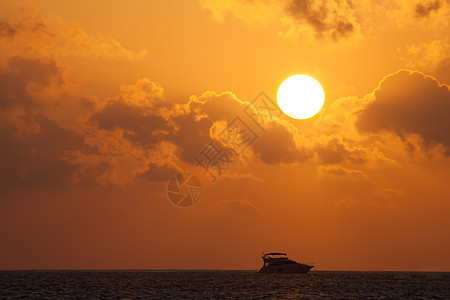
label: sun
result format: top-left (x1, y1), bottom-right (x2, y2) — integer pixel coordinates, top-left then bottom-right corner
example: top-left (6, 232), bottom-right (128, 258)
top-left (277, 75), bottom-right (325, 119)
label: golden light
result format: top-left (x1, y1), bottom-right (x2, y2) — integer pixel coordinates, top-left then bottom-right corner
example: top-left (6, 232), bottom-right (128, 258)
top-left (277, 75), bottom-right (325, 119)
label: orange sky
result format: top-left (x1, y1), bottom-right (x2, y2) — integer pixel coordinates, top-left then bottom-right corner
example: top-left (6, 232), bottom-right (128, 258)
top-left (0, 0), bottom-right (449, 271)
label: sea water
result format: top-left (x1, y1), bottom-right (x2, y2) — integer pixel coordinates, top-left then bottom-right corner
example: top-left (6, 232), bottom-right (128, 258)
top-left (0, 270), bottom-right (449, 299)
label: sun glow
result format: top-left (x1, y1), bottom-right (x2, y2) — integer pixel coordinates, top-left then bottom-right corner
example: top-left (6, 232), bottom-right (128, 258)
top-left (277, 75), bottom-right (325, 119)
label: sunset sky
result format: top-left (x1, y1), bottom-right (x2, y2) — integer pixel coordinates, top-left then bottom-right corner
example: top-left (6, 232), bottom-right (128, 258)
top-left (1, 0), bottom-right (449, 271)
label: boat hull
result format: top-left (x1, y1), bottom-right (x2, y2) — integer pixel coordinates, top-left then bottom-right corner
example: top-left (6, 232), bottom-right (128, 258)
top-left (258, 264), bottom-right (313, 274)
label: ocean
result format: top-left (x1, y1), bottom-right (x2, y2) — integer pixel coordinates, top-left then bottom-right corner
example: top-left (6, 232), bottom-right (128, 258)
top-left (0, 270), bottom-right (449, 299)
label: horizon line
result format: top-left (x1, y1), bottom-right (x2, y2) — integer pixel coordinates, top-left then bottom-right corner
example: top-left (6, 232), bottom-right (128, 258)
top-left (0, 269), bottom-right (449, 272)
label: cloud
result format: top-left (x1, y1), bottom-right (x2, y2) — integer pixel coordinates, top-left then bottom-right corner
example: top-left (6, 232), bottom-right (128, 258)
top-left (86, 67), bottom-right (432, 188)
top-left (0, 2), bottom-right (151, 188)
top-left (402, 39), bottom-right (450, 83)
top-left (0, 55), bottom-right (97, 130)
top-left (356, 70), bottom-right (450, 154)
top-left (200, 0), bottom-right (450, 45)
top-left (315, 138), bottom-right (365, 165)
top-left (0, 20), bottom-right (16, 38)
top-left (200, 0), bottom-right (359, 41)
top-left (90, 97), bottom-right (171, 148)
top-left (251, 120), bottom-right (309, 164)
top-left (211, 199), bottom-right (261, 215)
top-left (334, 194), bottom-right (398, 211)
top-left (285, 0), bottom-right (356, 40)
top-left (415, 0), bottom-right (442, 18)
top-left (0, 55), bottom-right (97, 188)
top-left (0, 56), bottom-right (62, 110)
top-left (372, 188), bottom-right (406, 199)
top-left (89, 88), bottom-right (244, 167)
top-left (65, 127), bottom-right (153, 186)
top-left (0, 2), bottom-right (147, 61)
top-left (83, 83), bottom-right (223, 183)
top-left (317, 165), bottom-right (370, 182)
top-left (0, 113), bottom-right (82, 188)
top-left (71, 73), bottom-right (325, 186)
top-left (135, 163), bottom-right (180, 182)
top-left (303, 93), bottom-right (402, 170)
top-left (0, 52), bottom-right (116, 189)
top-left (335, 188), bottom-right (405, 211)
top-left (1, 43), bottom-right (447, 191)
top-left (221, 172), bottom-right (262, 181)
top-left (89, 78), bottom-right (310, 172)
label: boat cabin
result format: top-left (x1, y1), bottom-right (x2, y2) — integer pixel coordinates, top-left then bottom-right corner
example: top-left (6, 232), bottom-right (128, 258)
top-left (262, 252), bottom-right (292, 267)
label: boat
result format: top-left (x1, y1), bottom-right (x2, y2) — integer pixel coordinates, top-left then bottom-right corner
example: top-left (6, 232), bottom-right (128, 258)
top-left (258, 252), bottom-right (313, 273)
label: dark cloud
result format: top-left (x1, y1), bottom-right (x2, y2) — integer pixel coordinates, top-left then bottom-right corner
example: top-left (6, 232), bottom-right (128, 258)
top-left (317, 165), bottom-right (370, 182)
top-left (316, 139), bottom-right (347, 164)
top-left (88, 83), bottom-right (309, 183)
top-left (201, 0), bottom-right (357, 41)
top-left (90, 89), bottom-right (243, 164)
top-left (88, 89), bottom-right (242, 166)
top-left (0, 56), bottom-right (91, 189)
top-left (315, 138), bottom-right (365, 165)
top-left (90, 100), bottom-right (171, 148)
top-left (0, 57), bottom-right (62, 110)
top-left (0, 21), bottom-right (17, 37)
top-left (415, 0), bottom-right (441, 17)
top-left (285, 0), bottom-right (355, 40)
top-left (170, 92), bottom-right (249, 163)
top-left (251, 121), bottom-right (309, 164)
top-left (136, 163), bottom-right (179, 182)
top-left (434, 56), bottom-right (450, 83)
top-left (356, 70), bottom-right (450, 153)
top-left (86, 88), bottom-right (249, 183)
top-left (0, 113), bottom-right (82, 188)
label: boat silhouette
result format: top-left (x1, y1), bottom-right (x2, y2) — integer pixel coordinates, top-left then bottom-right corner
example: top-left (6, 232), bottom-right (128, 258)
top-left (258, 252), bottom-right (313, 274)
